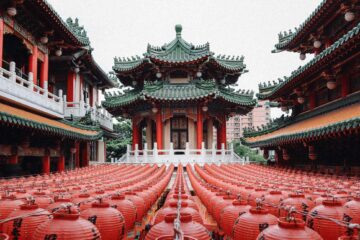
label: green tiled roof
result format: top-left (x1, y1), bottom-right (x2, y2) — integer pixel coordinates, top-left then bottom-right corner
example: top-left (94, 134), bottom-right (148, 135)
top-left (0, 111), bottom-right (103, 140)
top-left (113, 25), bottom-right (246, 73)
top-left (274, 0), bottom-right (336, 51)
top-left (242, 117), bottom-right (360, 148)
top-left (31, 0), bottom-right (91, 46)
top-left (258, 21), bottom-right (360, 100)
top-left (103, 80), bottom-right (256, 109)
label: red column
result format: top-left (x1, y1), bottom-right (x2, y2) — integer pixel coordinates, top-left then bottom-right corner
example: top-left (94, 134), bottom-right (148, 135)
top-left (220, 115), bottom-right (227, 149)
top-left (0, 18), bottom-right (4, 68)
top-left (40, 54), bottom-right (49, 89)
top-left (67, 71), bottom-right (76, 102)
top-left (57, 155), bottom-right (65, 172)
top-left (196, 106), bottom-right (203, 150)
top-left (75, 142), bottom-right (80, 168)
top-left (309, 93), bottom-right (316, 110)
top-left (82, 142), bottom-right (89, 167)
top-left (42, 155), bottom-right (50, 174)
top-left (156, 110), bottom-right (163, 150)
top-left (132, 118), bottom-right (140, 150)
top-left (29, 46), bottom-right (38, 85)
top-left (341, 75), bottom-right (349, 97)
top-left (216, 126), bottom-right (221, 150)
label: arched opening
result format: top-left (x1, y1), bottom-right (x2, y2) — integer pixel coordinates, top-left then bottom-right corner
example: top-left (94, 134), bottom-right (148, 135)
top-left (3, 34), bottom-right (30, 77)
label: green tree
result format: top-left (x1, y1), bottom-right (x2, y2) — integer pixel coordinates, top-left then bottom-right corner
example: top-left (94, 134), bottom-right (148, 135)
top-left (106, 117), bottom-right (132, 160)
top-left (233, 141), bottom-right (266, 163)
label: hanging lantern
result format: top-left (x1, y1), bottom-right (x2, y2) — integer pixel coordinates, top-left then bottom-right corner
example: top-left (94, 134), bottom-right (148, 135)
top-left (297, 96), bottom-right (305, 104)
top-left (156, 72), bottom-right (162, 78)
top-left (299, 53), bottom-right (306, 60)
top-left (7, 7), bottom-right (17, 17)
top-left (308, 145), bottom-right (317, 160)
top-left (326, 80), bottom-right (336, 90)
top-left (196, 71), bottom-right (202, 78)
top-left (40, 36), bottom-right (49, 44)
top-left (132, 80), bottom-right (137, 86)
top-left (152, 107), bottom-right (158, 113)
top-left (55, 48), bottom-right (62, 57)
top-left (220, 79), bottom-right (226, 84)
top-left (122, 113), bottom-right (129, 118)
top-left (313, 40), bottom-right (322, 49)
top-left (344, 11), bottom-right (355, 22)
top-left (70, 148), bottom-right (77, 154)
top-left (202, 106), bottom-right (208, 112)
top-left (74, 67), bottom-right (80, 74)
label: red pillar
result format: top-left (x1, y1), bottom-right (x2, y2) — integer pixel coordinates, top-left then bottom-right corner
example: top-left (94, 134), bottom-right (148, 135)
top-left (75, 142), bottom-right (80, 168)
top-left (220, 115), bottom-right (227, 149)
top-left (57, 155), bottom-right (65, 172)
top-left (67, 71), bottom-right (76, 102)
top-left (156, 110), bottom-right (163, 150)
top-left (40, 54), bottom-right (49, 89)
top-left (0, 18), bottom-right (4, 68)
top-left (309, 93), bottom-right (316, 110)
top-left (29, 46), bottom-right (38, 85)
top-left (196, 106), bottom-right (203, 150)
top-left (341, 75), bottom-right (349, 98)
top-left (216, 126), bottom-right (221, 150)
top-left (82, 142), bottom-right (89, 167)
top-left (132, 118), bottom-right (140, 150)
top-left (42, 155), bottom-right (50, 174)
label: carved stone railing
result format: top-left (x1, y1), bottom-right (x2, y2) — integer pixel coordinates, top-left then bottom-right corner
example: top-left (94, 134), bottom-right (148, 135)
top-left (0, 62), bottom-right (64, 118)
top-left (89, 107), bottom-right (113, 131)
top-left (111, 142), bottom-right (249, 167)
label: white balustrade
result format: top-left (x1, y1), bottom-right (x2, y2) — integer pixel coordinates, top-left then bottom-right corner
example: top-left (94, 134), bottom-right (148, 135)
top-left (112, 142), bottom-right (247, 167)
top-left (0, 62), bottom-right (64, 118)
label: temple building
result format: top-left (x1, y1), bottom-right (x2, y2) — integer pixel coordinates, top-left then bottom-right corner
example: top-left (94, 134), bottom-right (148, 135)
top-left (242, 0), bottom-right (360, 173)
top-left (0, 1), bottom-right (115, 176)
top-left (103, 25), bottom-right (256, 153)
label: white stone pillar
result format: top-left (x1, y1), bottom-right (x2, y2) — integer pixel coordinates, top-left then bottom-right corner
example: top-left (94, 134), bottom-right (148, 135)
top-left (144, 143), bottom-right (148, 162)
top-left (126, 144), bottom-right (131, 162)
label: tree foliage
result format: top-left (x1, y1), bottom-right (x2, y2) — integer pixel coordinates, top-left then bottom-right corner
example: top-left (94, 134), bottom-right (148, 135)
top-left (106, 117), bottom-right (132, 161)
top-left (233, 141), bottom-right (265, 163)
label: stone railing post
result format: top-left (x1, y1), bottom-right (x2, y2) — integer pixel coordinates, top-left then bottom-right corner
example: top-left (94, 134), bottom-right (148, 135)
top-left (28, 72), bottom-right (34, 89)
top-left (212, 142), bottom-right (216, 162)
top-left (170, 142), bottom-right (174, 157)
top-left (134, 144), bottom-right (139, 162)
top-left (144, 143), bottom-right (148, 162)
top-left (185, 142), bottom-right (190, 156)
top-left (43, 81), bottom-right (48, 96)
top-left (153, 142), bottom-right (158, 159)
top-left (126, 144), bottom-right (131, 162)
top-left (221, 143), bottom-right (225, 162)
top-left (230, 142), bottom-right (234, 162)
top-left (9, 61), bottom-right (16, 81)
top-left (201, 142), bottom-right (205, 157)
top-left (63, 95), bottom-right (67, 113)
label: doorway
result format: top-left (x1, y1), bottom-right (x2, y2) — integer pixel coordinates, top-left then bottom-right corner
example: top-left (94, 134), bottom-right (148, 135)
top-left (170, 117), bottom-right (188, 150)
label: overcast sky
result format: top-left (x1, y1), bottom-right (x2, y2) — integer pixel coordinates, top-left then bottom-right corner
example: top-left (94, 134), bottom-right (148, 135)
top-left (48, 0), bottom-right (321, 117)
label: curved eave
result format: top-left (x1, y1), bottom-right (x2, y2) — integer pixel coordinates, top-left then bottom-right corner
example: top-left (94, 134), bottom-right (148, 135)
top-left (260, 22), bottom-right (360, 100)
top-left (102, 92), bottom-right (143, 109)
top-left (0, 107), bottom-right (102, 141)
top-left (209, 58), bottom-right (246, 73)
top-left (216, 90), bottom-right (257, 107)
top-left (113, 59), bottom-right (150, 73)
top-left (148, 54), bottom-right (209, 65)
top-left (242, 117), bottom-right (360, 148)
top-left (29, 0), bottom-right (90, 46)
top-left (274, 0), bottom-right (338, 51)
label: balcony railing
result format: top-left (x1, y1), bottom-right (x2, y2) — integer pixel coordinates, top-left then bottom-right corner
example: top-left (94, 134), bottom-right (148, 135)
top-left (0, 62), bottom-right (64, 118)
top-left (0, 61), bottom-right (113, 130)
top-left (111, 142), bottom-right (249, 167)
top-left (64, 99), bottom-right (113, 131)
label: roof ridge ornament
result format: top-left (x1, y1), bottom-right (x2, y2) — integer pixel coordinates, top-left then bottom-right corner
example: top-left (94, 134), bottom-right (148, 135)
top-left (175, 24), bottom-right (182, 38)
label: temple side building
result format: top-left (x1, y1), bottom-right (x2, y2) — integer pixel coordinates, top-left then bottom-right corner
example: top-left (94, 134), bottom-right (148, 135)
top-left (103, 25), bottom-right (256, 156)
top-left (242, 0), bottom-right (360, 173)
top-left (0, 1), bottom-right (115, 176)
